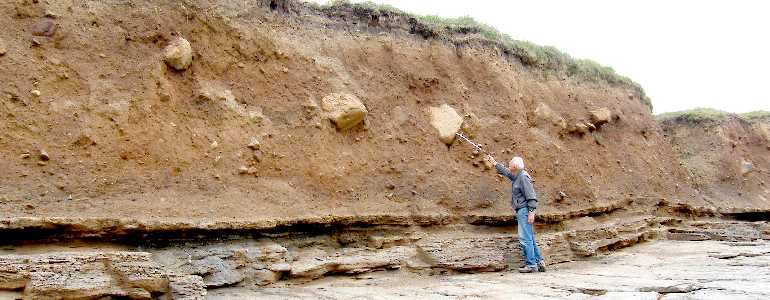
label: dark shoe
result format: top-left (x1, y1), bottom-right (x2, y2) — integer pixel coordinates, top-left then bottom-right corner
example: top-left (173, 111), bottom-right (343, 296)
top-left (518, 266), bottom-right (538, 273)
top-left (537, 261), bottom-right (546, 272)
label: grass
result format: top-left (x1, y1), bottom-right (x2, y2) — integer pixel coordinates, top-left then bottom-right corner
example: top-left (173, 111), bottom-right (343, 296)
top-left (307, 0), bottom-right (651, 109)
top-left (656, 108), bottom-right (770, 124)
top-left (740, 110), bottom-right (770, 121)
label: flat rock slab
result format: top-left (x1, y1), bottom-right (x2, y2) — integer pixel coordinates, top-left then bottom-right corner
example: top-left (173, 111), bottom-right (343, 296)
top-left (207, 240), bottom-right (770, 299)
top-left (0, 252), bottom-right (169, 299)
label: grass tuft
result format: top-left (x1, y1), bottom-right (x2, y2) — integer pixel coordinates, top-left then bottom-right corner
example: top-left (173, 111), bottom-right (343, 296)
top-left (656, 108), bottom-right (770, 124)
top-left (740, 110), bottom-right (770, 121)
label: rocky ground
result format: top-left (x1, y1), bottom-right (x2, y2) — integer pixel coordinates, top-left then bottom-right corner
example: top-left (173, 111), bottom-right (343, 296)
top-left (1, 218), bottom-right (767, 299)
top-left (212, 239), bottom-right (770, 300)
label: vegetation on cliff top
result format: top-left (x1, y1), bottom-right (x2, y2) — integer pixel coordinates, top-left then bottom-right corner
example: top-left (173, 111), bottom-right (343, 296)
top-left (310, 0), bottom-right (651, 109)
top-left (656, 108), bottom-right (770, 124)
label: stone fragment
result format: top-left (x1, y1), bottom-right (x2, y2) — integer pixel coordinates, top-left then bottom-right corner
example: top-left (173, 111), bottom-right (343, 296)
top-left (320, 93), bottom-right (367, 130)
top-left (186, 256), bottom-right (243, 288)
top-left (557, 191), bottom-right (567, 201)
top-left (169, 275), bottom-right (206, 300)
top-left (0, 38), bottom-right (6, 56)
top-left (429, 104), bottom-right (463, 144)
top-left (31, 90), bottom-right (41, 97)
top-left (252, 150), bottom-right (264, 163)
top-left (238, 166), bottom-right (257, 175)
top-left (740, 159), bottom-right (753, 175)
top-left (590, 107), bottom-right (612, 125)
top-left (39, 149), bottom-right (49, 161)
top-left (204, 269), bottom-right (243, 287)
top-left (267, 263), bottom-right (291, 272)
top-left (31, 19), bottom-right (57, 37)
top-left (188, 256), bottom-right (227, 275)
top-left (461, 112), bottom-right (482, 137)
top-left (571, 123), bottom-right (589, 135)
top-left (164, 37), bottom-right (193, 71)
top-left (247, 269), bottom-right (280, 286)
top-left (247, 137), bottom-right (260, 150)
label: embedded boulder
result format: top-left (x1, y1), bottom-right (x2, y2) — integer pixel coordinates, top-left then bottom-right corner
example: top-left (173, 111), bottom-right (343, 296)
top-left (429, 104), bottom-right (463, 144)
top-left (590, 108), bottom-right (612, 126)
top-left (320, 93), bottom-right (368, 130)
top-left (164, 37), bottom-right (193, 71)
top-left (533, 102), bottom-right (567, 129)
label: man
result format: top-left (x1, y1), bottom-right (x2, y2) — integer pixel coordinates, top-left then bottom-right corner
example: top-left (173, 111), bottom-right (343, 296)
top-left (486, 154), bottom-right (545, 273)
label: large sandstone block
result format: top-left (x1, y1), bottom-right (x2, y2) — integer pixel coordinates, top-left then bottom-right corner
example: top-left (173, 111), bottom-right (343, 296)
top-left (590, 107), bottom-right (612, 125)
top-left (321, 93), bottom-right (368, 130)
top-left (429, 104), bottom-right (463, 144)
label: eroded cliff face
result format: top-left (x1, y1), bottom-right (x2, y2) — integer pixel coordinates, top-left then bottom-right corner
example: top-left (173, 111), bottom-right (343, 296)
top-left (3, 1), bottom-right (765, 299)
top-left (0, 0), bottom-right (694, 229)
top-left (660, 116), bottom-right (770, 212)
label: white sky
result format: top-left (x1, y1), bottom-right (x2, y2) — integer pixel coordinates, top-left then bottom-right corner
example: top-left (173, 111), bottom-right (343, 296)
top-left (321, 0), bottom-right (770, 114)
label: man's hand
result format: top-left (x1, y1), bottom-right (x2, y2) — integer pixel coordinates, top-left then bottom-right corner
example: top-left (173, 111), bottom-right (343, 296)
top-left (527, 212), bottom-right (535, 224)
top-left (486, 154), bottom-right (497, 165)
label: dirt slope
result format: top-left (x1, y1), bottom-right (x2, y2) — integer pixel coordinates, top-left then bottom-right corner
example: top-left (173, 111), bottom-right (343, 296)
top-left (0, 0), bottom-right (696, 230)
top-left (660, 115), bottom-right (770, 212)
top-left (2, 1), bottom-right (770, 299)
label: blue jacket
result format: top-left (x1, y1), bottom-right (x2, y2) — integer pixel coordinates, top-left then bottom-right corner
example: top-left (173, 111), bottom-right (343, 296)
top-left (495, 163), bottom-right (538, 212)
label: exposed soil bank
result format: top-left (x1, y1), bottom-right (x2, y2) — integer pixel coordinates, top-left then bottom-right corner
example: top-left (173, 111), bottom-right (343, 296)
top-left (0, 0), bottom-right (695, 227)
top-left (660, 116), bottom-right (770, 210)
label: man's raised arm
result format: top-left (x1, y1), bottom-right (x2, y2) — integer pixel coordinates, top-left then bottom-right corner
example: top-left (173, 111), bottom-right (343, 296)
top-left (486, 155), bottom-right (515, 181)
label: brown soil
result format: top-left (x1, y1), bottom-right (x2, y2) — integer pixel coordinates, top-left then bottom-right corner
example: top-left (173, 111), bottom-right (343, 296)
top-left (660, 116), bottom-right (770, 211)
top-left (0, 0), bottom-right (703, 230)
top-left (2, 1), bottom-right (769, 298)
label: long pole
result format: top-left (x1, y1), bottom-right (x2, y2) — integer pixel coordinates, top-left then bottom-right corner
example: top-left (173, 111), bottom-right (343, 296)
top-left (455, 132), bottom-right (488, 155)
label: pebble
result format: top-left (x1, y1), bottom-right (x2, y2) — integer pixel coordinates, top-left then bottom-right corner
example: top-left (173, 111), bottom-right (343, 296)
top-left (238, 166), bottom-right (257, 175)
top-left (31, 19), bottom-right (57, 37)
top-left (247, 137), bottom-right (260, 150)
top-left (39, 150), bottom-right (50, 161)
top-left (163, 37), bottom-right (193, 71)
top-left (0, 38), bottom-right (6, 56)
top-left (252, 150), bottom-right (264, 163)
top-left (31, 90), bottom-right (41, 97)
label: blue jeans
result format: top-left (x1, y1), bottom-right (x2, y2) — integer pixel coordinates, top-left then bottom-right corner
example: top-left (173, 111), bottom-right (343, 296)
top-left (517, 207), bottom-right (543, 268)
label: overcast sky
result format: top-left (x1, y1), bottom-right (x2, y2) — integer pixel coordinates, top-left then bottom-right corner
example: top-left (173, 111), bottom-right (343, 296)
top-left (327, 0), bottom-right (769, 114)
